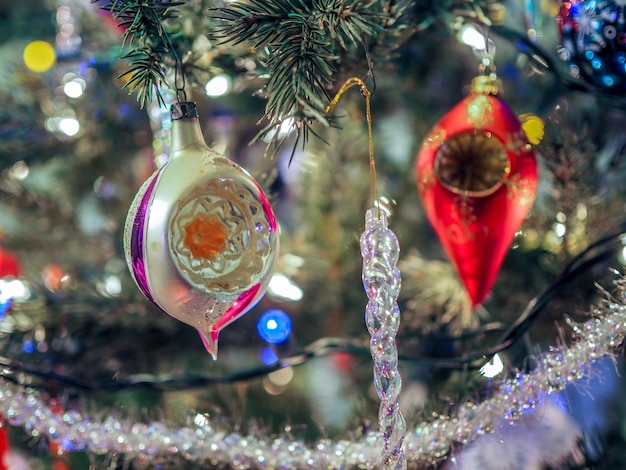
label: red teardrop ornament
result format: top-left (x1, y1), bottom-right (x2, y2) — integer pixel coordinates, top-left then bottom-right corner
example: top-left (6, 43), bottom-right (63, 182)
top-left (415, 77), bottom-right (538, 307)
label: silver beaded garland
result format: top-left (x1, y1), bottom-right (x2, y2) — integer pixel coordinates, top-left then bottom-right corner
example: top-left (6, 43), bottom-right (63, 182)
top-left (1, 284), bottom-right (626, 467)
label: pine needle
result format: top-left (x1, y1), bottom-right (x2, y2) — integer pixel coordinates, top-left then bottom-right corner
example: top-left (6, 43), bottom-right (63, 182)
top-left (92, 0), bottom-right (184, 107)
top-left (212, 0), bottom-right (388, 158)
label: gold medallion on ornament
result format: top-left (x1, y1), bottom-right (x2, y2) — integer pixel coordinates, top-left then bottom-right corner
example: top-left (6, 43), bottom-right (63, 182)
top-left (169, 178), bottom-right (274, 295)
top-left (435, 130), bottom-right (510, 197)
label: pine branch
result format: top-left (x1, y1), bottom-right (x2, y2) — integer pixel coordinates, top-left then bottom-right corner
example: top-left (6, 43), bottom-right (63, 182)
top-left (118, 45), bottom-right (170, 107)
top-left (92, 0), bottom-right (184, 107)
top-left (213, 0), bottom-right (388, 158)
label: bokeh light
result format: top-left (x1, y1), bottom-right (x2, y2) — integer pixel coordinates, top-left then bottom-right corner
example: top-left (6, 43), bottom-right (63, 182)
top-left (64, 80), bottom-right (85, 98)
top-left (268, 273), bottom-right (303, 301)
top-left (459, 24), bottom-right (486, 51)
top-left (23, 40), bottom-right (57, 73)
top-left (59, 117), bottom-right (80, 136)
top-left (479, 353), bottom-right (504, 378)
top-left (205, 74), bottom-right (232, 97)
top-left (257, 309), bottom-right (292, 344)
top-left (0, 289), bottom-right (11, 319)
top-left (258, 346), bottom-right (279, 365)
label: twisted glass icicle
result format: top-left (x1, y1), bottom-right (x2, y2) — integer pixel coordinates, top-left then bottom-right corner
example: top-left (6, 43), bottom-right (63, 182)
top-left (360, 208), bottom-right (407, 469)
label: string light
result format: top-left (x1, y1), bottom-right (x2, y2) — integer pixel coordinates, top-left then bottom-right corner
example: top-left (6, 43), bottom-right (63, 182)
top-left (8, 161), bottom-right (29, 181)
top-left (103, 275), bottom-right (122, 296)
top-left (459, 24), bottom-right (487, 51)
top-left (22, 340), bottom-right (35, 354)
top-left (263, 118), bottom-right (296, 142)
top-left (554, 222), bottom-right (567, 238)
top-left (0, 279), bottom-right (30, 301)
top-left (268, 273), bottom-right (303, 301)
top-left (1, 283), bottom-right (625, 467)
top-left (205, 74), bottom-right (232, 97)
top-left (63, 80), bottom-right (84, 99)
top-left (58, 118), bottom-right (80, 136)
top-left (257, 309), bottom-right (292, 344)
top-left (23, 40), bottom-right (56, 73)
top-left (479, 353), bottom-right (504, 378)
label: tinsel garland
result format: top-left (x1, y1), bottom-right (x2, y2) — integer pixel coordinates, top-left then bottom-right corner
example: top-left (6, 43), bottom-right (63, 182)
top-left (0, 283), bottom-right (625, 467)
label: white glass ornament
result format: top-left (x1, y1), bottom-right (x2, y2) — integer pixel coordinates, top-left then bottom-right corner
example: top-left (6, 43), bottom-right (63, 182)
top-left (124, 102), bottom-right (279, 358)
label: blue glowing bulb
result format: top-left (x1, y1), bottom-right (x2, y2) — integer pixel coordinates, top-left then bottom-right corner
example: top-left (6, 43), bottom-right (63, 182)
top-left (257, 309), bottom-right (292, 344)
top-left (22, 339), bottom-right (34, 354)
top-left (591, 58), bottom-right (603, 70)
top-left (602, 75), bottom-right (616, 87)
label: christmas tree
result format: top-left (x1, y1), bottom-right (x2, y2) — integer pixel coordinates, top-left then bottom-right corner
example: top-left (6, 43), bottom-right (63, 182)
top-left (1, 0), bottom-right (626, 468)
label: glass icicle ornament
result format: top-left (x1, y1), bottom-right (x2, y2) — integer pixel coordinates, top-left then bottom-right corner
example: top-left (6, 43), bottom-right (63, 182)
top-left (124, 102), bottom-right (279, 359)
top-left (360, 207), bottom-right (407, 469)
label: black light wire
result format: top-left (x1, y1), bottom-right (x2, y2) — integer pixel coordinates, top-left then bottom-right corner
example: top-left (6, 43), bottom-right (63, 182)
top-left (0, 222), bottom-right (624, 392)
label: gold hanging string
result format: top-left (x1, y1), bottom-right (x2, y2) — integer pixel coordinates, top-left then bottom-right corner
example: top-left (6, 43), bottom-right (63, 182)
top-left (325, 77), bottom-right (380, 216)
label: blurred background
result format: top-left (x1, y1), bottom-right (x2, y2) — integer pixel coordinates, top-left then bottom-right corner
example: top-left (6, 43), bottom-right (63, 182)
top-left (1, 0), bottom-right (626, 468)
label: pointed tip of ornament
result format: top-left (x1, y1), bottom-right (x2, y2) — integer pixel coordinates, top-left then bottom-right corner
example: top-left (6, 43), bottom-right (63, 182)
top-left (469, 291), bottom-right (488, 309)
top-left (197, 328), bottom-right (219, 360)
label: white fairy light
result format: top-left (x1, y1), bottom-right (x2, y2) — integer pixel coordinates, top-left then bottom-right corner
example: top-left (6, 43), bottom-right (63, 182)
top-left (59, 117), bottom-right (80, 136)
top-left (459, 24), bottom-right (486, 51)
top-left (0, 279), bottom-right (30, 301)
top-left (479, 353), bottom-right (504, 378)
top-left (554, 222), bottom-right (567, 238)
top-left (268, 273), bottom-right (303, 301)
top-left (63, 80), bottom-right (84, 98)
top-left (8, 161), bottom-right (29, 181)
top-left (193, 412), bottom-right (210, 427)
top-left (205, 74), bottom-right (232, 97)
top-left (263, 118), bottom-right (296, 142)
top-left (104, 275), bottom-right (122, 296)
